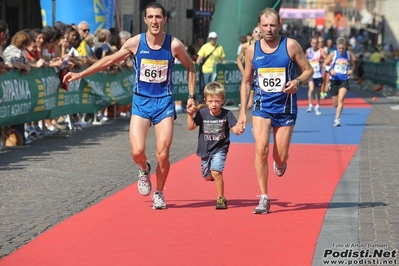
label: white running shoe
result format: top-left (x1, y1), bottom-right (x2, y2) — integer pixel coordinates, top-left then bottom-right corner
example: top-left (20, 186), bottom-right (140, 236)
top-left (152, 192), bottom-right (167, 209)
top-left (306, 105), bottom-right (313, 113)
top-left (138, 161), bottom-right (152, 196)
top-left (273, 161), bottom-right (287, 177)
top-left (315, 107), bottom-right (322, 116)
top-left (334, 118), bottom-right (341, 127)
top-left (253, 197), bottom-right (271, 214)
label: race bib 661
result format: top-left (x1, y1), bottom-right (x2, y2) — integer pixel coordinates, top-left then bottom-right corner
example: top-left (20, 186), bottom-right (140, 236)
top-left (140, 59), bottom-right (168, 83)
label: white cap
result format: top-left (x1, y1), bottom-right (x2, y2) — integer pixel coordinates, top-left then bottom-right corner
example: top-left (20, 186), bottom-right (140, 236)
top-left (208, 32), bottom-right (218, 39)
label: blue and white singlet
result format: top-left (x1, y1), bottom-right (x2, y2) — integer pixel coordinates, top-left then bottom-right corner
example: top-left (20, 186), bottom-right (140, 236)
top-left (133, 33), bottom-right (175, 98)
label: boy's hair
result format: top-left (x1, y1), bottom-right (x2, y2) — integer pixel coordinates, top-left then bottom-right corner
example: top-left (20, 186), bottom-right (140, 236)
top-left (203, 82), bottom-right (226, 100)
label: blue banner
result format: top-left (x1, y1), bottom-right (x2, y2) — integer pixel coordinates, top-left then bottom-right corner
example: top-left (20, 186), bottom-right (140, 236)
top-left (40, 0), bottom-right (53, 27)
top-left (40, 0), bottom-right (114, 31)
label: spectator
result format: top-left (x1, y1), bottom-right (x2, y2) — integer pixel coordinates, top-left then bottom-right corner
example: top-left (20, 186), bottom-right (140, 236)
top-left (77, 21), bottom-right (95, 65)
top-left (3, 30), bottom-right (31, 74)
top-left (3, 30), bottom-right (32, 144)
top-left (192, 37), bottom-right (204, 54)
top-left (0, 20), bottom-right (11, 73)
top-left (64, 26), bottom-right (83, 68)
top-left (85, 33), bottom-right (96, 58)
top-left (237, 35), bottom-right (247, 56)
top-left (94, 30), bottom-right (108, 59)
top-left (196, 32), bottom-right (226, 102)
top-left (119, 30), bottom-right (131, 46)
top-left (109, 29), bottom-right (121, 52)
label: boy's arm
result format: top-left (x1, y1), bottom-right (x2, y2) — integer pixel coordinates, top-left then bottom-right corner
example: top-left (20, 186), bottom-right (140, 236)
top-left (231, 123), bottom-right (244, 135)
top-left (187, 114), bottom-right (197, 130)
top-left (187, 107), bottom-right (198, 130)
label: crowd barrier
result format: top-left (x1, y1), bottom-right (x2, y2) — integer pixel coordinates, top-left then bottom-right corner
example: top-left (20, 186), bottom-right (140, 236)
top-left (4, 60), bottom-right (397, 129)
top-left (0, 63), bottom-right (242, 128)
top-left (364, 61), bottom-right (399, 89)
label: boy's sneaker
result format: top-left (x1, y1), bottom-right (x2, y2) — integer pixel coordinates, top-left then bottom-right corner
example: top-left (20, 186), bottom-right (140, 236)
top-left (334, 118), bottom-right (341, 127)
top-left (138, 161), bottom-right (152, 196)
top-left (253, 197), bottom-right (271, 214)
top-left (152, 192), bottom-right (167, 210)
top-left (273, 161), bottom-right (287, 177)
top-left (306, 105), bottom-right (313, 112)
top-left (216, 196), bottom-right (228, 210)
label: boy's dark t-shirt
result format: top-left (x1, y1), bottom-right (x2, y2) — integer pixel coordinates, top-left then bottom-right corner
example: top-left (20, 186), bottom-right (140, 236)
top-left (193, 107), bottom-right (237, 158)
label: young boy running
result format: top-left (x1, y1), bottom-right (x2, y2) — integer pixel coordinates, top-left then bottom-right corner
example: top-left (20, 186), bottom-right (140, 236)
top-left (187, 82), bottom-right (243, 209)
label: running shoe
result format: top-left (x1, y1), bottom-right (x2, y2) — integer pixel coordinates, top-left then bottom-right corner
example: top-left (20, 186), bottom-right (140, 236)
top-left (334, 118), bottom-right (341, 127)
top-left (138, 161), bottom-right (152, 196)
top-left (216, 196), bottom-right (228, 210)
top-left (273, 161), bottom-right (287, 177)
top-left (306, 105), bottom-right (313, 112)
top-left (253, 197), bottom-right (271, 214)
top-left (152, 191), bottom-right (167, 209)
top-left (315, 107), bottom-right (322, 116)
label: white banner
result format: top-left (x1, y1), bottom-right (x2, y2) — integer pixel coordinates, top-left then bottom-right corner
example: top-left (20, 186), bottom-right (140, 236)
top-left (279, 8), bottom-right (326, 19)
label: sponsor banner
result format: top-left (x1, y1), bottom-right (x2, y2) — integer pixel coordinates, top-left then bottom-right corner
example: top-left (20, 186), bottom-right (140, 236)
top-left (0, 63), bottom-right (242, 126)
top-left (213, 63), bottom-right (241, 104)
top-left (0, 68), bottom-right (134, 126)
top-left (172, 63), bottom-right (241, 103)
top-left (40, 0), bottom-right (114, 31)
top-left (172, 64), bottom-right (201, 100)
top-left (40, 0), bottom-right (53, 27)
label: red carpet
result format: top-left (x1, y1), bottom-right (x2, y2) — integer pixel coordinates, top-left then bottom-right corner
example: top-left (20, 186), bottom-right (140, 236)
top-left (297, 97), bottom-right (371, 108)
top-left (0, 144), bottom-right (357, 266)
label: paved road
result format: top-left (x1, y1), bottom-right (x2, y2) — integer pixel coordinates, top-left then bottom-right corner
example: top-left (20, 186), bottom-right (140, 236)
top-left (1, 83), bottom-right (399, 261)
top-left (0, 115), bottom-right (200, 258)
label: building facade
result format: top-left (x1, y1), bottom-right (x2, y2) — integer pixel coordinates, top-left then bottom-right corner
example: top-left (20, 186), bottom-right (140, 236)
top-left (116, 0), bottom-right (216, 46)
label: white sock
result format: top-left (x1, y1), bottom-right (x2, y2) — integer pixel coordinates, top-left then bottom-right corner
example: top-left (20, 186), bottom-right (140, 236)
top-left (261, 194), bottom-right (268, 200)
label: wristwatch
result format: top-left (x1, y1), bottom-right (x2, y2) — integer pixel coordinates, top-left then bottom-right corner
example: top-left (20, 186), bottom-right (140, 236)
top-left (296, 78), bottom-right (302, 87)
top-left (188, 94), bottom-right (196, 101)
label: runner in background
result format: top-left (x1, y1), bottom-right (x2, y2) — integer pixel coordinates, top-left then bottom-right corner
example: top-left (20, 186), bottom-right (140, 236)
top-left (305, 36), bottom-right (327, 115)
top-left (320, 38), bottom-right (333, 99)
top-left (322, 37), bottom-right (356, 127)
top-left (236, 26), bottom-right (262, 109)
